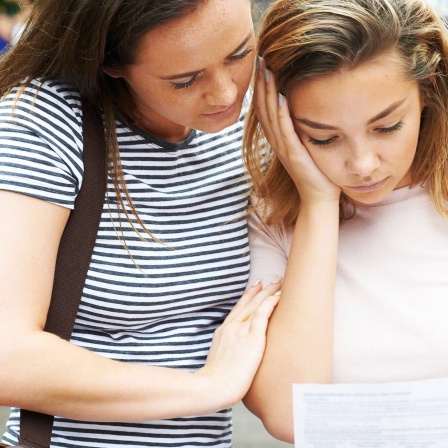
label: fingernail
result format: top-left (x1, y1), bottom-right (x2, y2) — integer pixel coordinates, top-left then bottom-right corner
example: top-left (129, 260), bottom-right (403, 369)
top-left (275, 290), bottom-right (282, 296)
top-left (252, 279), bottom-right (261, 287)
top-left (264, 68), bottom-right (270, 83)
top-left (278, 93), bottom-right (285, 107)
top-left (271, 276), bottom-right (282, 284)
top-left (257, 55), bottom-right (263, 69)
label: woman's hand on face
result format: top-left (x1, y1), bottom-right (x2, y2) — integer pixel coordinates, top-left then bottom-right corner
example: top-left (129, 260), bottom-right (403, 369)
top-left (254, 58), bottom-right (341, 205)
top-left (196, 280), bottom-right (281, 408)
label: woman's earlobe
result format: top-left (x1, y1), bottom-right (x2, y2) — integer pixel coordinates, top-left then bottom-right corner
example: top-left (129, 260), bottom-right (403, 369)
top-left (102, 65), bottom-right (122, 79)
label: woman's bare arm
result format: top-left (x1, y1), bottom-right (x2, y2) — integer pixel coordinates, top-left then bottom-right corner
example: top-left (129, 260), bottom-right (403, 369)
top-left (0, 190), bottom-right (280, 422)
top-left (244, 200), bottom-right (338, 442)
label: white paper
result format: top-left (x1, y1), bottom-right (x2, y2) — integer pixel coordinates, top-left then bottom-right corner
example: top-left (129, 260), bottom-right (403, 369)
top-left (293, 377), bottom-right (448, 447)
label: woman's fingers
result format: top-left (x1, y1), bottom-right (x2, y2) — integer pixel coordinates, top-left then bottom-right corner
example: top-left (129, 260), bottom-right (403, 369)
top-left (225, 278), bottom-right (281, 323)
top-left (263, 68), bottom-right (285, 155)
top-left (249, 291), bottom-right (280, 334)
top-left (254, 59), bottom-right (297, 163)
top-left (253, 58), bottom-right (278, 151)
top-left (198, 282), bottom-right (281, 406)
top-left (254, 60), bottom-right (342, 202)
top-left (276, 94), bottom-right (313, 166)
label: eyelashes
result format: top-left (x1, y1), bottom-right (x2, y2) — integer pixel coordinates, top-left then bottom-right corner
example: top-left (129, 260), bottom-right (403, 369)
top-left (171, 48), bottom-right (253, 90)
top-left (308, 136), bottom-right (337, 147)
top-left (228, 48), bottom-right (253, 61)
top-left (377, 121), bottom-right (404, 134)
top-left (172, 74), bottom-right (200, 90)
top-left (308, 121), bottom-right (405, 148)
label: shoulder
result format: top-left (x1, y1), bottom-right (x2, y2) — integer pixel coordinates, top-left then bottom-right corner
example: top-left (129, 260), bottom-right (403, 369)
top-left (0, 79), bottom-right (86, 208)
top-left (248, 196), bottom-right (294, 254)
top-left (0, 79), bottom-right (83, 142)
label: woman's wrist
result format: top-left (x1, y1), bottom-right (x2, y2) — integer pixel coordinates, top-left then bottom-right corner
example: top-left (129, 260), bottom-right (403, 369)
top-left (190, 368), bottom-right (232, 414)
top-left (299, 196), bottom-right (341, 215)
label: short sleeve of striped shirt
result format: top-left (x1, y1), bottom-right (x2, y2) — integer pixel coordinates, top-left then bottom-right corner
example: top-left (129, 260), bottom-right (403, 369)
top-left (0, 79), bottom-right (84, 209)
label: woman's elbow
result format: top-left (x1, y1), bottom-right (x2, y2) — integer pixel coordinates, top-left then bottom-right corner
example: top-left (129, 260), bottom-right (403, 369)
top-left (244, 395), bottom-right (294, 443)
top-left (260, 409), bottom-right (294, 443)
top-left (0, 348), bottom-right (22, 405)
top-left (0, 333), bottom-right (42, 406)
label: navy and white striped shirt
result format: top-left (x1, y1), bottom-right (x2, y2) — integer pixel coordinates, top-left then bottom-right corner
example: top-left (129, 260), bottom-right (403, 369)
top-left (0, 79), bottom-right (251, 447)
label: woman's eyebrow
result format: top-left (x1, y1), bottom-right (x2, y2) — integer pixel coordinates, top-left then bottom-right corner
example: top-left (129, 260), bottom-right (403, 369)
top-left (161, 70), bottom-right (200, 81)
top-left (367, 98), bottom-right (406, 124)
top-left (292, 117), bottom-right (338, 130)
top-left (293, 98), bottom-right (407, 130)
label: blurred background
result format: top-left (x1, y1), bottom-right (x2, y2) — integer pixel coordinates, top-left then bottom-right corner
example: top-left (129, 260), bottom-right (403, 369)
top-left (430, 0), bottom-right (448, 15)
top-left (252, 0), bottom-right (273, 25)
top-left (0, 0), bottom-right (31, 52)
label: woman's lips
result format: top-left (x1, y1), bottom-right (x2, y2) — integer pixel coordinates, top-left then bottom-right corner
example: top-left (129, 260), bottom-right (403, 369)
top-left (346, 177), bottom-right (389, 192)
top-left (203, 101), bottom-right (238, 121)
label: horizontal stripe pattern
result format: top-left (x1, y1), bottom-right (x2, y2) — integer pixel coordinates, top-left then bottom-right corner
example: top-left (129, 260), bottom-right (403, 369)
top-left (0, 79), bottom-right (250, 447)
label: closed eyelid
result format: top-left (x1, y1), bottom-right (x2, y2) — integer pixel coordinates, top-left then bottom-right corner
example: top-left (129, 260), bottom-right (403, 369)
top-left (377, 121), bottom-right (404, 133)
top-left (168, 48), bottom-right (251, 86)
top-left (307, 134), bottom-right (338, 147)
top-left (293, 123), bottom-right (335, 146)
top-left (228, 47), bottom-right (252, 59)
top-left (295, 124), bottom-right (337, 139)
top-left (171, 75), bottom-right (198, 84)
top-left (164, 71), bottom-right (201, 83)
top-left (171, 73), bottom-right (201, 90)
top-left (227, 32), bottom-right (253, 58)
top-left (374, 118), bottom-right (403, 128)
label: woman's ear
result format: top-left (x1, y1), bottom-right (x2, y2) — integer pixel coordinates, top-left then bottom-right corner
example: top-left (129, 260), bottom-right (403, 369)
top-left (102, 65), bottom-right (123, 79)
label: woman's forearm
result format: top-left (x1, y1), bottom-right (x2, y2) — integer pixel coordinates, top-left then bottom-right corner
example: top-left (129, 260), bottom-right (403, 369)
top-left (244, 199), bottom-right (339, 442)
top-left (0, 329), bottom-right (222, 421)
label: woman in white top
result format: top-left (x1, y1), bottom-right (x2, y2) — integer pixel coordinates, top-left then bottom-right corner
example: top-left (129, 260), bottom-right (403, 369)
top-left (0, 0), bottom-right (280, 446)
top-left (243, 0), bottom-right (448, 442)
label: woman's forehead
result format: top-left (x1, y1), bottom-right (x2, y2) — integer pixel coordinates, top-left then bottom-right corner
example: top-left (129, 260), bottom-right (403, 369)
top-left (131, 0), bottom-right (253, 75)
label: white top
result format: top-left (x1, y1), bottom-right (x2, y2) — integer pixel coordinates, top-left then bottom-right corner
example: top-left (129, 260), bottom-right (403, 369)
top-left (0, 79), bottom-right (251, 448)
top-left (248, 185), bottom-right (448, 383)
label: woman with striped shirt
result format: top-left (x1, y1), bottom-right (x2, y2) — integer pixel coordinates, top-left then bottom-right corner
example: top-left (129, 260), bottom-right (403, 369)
top-left (0, 0), bottom-right (279, 446)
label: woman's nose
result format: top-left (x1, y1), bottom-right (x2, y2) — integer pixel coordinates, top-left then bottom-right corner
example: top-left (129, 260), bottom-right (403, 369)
top-left (204, 71), bottom-right (237, 107)
top-left (346, 144), bottom-right (381, 178)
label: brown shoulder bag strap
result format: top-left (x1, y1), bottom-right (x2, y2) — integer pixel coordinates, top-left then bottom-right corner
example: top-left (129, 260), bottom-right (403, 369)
top-left (17, 101), bottom-right (107, 448)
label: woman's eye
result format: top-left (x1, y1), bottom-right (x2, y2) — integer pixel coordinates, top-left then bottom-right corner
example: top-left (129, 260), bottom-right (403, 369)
top-left (228, 48), bottom-right (253, 61)
top-left (308, 136), bottom-right (337, 147)
top-left (170, 48), bottom-right (253, 90)
top-left (378, 121), bottom-right (404, 134)
top-left (172, 74), bottom-right (200, 90)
